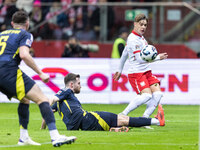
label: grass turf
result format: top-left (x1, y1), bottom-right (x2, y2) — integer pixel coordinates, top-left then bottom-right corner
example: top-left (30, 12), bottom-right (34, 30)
top-left (0, 103), bottom-right (198, 150)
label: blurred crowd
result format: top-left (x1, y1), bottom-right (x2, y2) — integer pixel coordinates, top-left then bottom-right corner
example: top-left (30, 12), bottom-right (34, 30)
top-left (0, 0), bottom-right (149, 41)
top-left (0, 0), bottom-right (192, 41)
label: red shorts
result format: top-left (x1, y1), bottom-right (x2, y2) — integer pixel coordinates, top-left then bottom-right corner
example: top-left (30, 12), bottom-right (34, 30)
top-left (128, 70), bottom-right (160, 94)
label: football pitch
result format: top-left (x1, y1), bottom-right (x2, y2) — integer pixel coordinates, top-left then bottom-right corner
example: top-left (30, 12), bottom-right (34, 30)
top-left (0, 103), bottom-right (198, 150)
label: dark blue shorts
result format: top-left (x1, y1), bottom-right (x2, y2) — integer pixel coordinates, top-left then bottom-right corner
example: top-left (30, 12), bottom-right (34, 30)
top-left (0, 67), bottom-right (35, 100)
top-left (81, 111), bottom-right (118, 131)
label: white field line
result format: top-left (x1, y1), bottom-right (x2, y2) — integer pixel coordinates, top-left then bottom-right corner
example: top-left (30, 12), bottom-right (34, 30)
top-left (0, 142), bottom-right (196, 148)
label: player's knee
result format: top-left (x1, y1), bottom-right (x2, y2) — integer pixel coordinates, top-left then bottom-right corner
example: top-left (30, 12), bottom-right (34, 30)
top-left (153, 91), bottom-right (163, 104)
top-left (153, 91), bottom-right (163, 98)
top-left (20, 98), bottom-right (30, 104)
top-left (135, 93), bottom-right (152, 106)
top-left (142, 93), bottom-right (152, 102)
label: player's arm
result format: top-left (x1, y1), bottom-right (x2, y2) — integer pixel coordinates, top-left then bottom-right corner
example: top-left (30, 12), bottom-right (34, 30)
top-left (135, 50), bottom-right (168, 64)
top-left (19, 46), bottom-right (49, 83)
top-left (49, 95), bottom-right (60, 106)
top-left (156, 53), bottom-right (168, 60)
top-left (113, 46), bottom-right (128, 81)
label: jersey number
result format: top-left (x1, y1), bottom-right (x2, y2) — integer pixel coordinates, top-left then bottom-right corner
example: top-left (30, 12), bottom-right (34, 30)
top-left (0, 36), bottom-right (9, 55)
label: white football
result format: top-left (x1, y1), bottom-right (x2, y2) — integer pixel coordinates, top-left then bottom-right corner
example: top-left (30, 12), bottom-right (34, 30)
top-left (140, 45), bottom-right (158, 62)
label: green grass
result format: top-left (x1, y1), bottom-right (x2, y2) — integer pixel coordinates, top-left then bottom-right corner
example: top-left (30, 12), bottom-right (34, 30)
top-left (0, 103), bottom-right (198, 150)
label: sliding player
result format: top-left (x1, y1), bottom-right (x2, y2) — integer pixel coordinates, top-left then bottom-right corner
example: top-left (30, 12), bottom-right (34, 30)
top-left (41, 73), bottom-right (165, 131)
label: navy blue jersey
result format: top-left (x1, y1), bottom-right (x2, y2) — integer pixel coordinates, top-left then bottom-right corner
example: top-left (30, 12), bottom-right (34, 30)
top-left (0, 28), bottom-right (35, 100)
top-left (52, 88), bottom-right (118, 131)
top-left (0, 29), bottom-right (33, 67)
top-left (53, 88), bottom-right (85, 130)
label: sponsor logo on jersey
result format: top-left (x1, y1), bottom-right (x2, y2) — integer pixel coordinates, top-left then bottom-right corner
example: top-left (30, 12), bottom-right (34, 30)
top-left (26, 39), bottom-right (32, 47)
top-left (56, 90), bottom-right (62, 95)
top-left (135, 45), bottom-right (140, 50)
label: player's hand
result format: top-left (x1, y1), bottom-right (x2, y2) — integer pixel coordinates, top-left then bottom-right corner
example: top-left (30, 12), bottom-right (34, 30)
top-left (39, 72), bottom-right (50, 83)
top-left (113, 72), bottom-right (121, 81)
top-left (40, 119), bottom-right (47, 130)
top-left (158, 53), bottom-right (168, 60)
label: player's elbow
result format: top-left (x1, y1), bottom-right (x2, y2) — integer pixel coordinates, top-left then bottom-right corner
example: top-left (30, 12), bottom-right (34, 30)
top-left (19, 46), bottom-right (31, 60)
top-left (19, 52), bottom-right (27, 60)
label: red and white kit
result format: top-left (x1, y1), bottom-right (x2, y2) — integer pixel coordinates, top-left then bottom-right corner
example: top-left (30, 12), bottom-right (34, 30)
top-left (118, 30), bottom-right (160, 94)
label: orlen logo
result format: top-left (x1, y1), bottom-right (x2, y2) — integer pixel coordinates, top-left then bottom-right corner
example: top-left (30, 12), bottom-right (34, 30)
top-left (32, 68), bottom-right (69, 93)
top-left (32, 67), bottom-right (189, 93)
top-left (112, 74), bottom-right (189, 92)
top-left (88, 73), bottom-right (108, 91)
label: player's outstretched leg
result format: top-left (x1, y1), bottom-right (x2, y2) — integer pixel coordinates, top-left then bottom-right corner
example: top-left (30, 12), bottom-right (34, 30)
top-left (39, 102), bottom-right (77, 147)
top-left (17, 102), bottom-right (41, 146)
top-left (143, 91), bottom-right (163, 118)
top-left (118, 111), bottom-right (165, 129)
top-left (119, 93), bottom-right (152, 115)
top-left (26, 84), bottom-right (77, 146)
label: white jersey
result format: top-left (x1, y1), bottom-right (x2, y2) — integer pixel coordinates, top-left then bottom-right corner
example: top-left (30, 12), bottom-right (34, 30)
top-left (118, 30), bottom-right (151, 74)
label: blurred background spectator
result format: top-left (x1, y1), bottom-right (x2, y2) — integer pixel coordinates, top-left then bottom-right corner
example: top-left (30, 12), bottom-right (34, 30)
top-left (44, 1), bottom-right (63, 39)
top-left (62, 0), bottom-right (88, 39)
top-left (16, 0), bottom-right (33, 14)
top-left (111, 26), bottom-right (129, 58)
top-left (0, 0), bottom-right (18, 32)
top-left (75, 23), bottom-right (96, 41)
top-left (29, 0), bottom-right (43, 39)
top-left (61, 36), bottom-right (99, 57)
top-left (61, 36), bottom-right (90, 57)
top-left (90, 0), bottom-right (115, 40)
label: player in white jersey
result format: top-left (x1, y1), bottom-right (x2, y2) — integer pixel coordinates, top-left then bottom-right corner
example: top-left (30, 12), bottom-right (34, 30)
top-left (113, 14), bottom-right (168, 119)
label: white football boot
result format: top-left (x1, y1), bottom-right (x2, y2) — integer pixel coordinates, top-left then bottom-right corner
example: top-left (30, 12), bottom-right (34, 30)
top-left (52, 135), bottom-right (77, 147)
top-left (18, 137), bottom-right (41, 146)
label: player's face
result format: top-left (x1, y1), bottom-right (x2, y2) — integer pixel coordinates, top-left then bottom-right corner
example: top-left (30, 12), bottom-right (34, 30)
top-left (134, 19), bottom-right (147, 35)
top-left (73, 78), bottom-right (81, 94)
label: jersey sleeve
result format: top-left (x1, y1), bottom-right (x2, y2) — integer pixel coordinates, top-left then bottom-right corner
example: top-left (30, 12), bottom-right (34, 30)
top-left (55, 89), bottom-right (71, 101)
top-left (117, 46), bottom-right (128, 73)
top-left (19, 31), bottom-right (33, 48)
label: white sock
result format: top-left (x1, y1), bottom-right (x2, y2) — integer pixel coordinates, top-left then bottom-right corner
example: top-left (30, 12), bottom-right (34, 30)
top-left (49, 129), bottom-right (60, 140)
top-left (122, 93), bottom-right (152, 115)
top-left (151, 118), bottom-right (160, 125)
top-left (20, 129), bottom-right (29, 140)
top-left (143, 91), bottom-right (163, 118)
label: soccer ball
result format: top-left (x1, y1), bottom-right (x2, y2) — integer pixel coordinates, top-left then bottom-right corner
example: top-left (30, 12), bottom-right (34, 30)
top-left (140, 45), bottom-right (158, 62)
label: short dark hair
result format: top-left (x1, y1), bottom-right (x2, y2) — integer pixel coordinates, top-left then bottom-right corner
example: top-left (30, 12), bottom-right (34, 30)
top-left (64, 73), bottom-right (80, 85)
top-left (134, 14), bottom-right (148, 23)
top-left (12, 11), bottom-right (29, 24)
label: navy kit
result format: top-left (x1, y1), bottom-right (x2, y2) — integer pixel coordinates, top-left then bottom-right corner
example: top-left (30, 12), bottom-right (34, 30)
top-left (52, 88), bottom-right (118, 131)
top-left (0, 29), bottom-right (35, 100)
